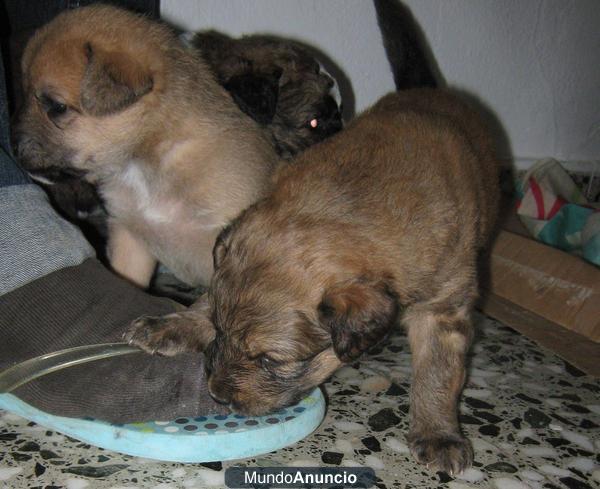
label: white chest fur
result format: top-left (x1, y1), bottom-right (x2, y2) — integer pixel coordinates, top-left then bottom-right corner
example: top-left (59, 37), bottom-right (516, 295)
top-left (103, 159), bottom-right (226, 285)
top-left (118, 161), bottom-right (175, 223)
top-left (104, 160), bottom-right (224, 232)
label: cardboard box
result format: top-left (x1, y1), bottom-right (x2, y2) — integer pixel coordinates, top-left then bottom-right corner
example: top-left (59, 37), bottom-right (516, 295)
top-left (480, 229), bottom-right (600, 376)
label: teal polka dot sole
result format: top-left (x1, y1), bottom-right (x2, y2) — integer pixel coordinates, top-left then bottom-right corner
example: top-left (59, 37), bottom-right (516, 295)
top-left (0, 389), bottom-right (325, 463)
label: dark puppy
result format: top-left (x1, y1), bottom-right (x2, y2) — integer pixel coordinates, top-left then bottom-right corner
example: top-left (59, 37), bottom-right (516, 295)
top-left (191, 30), bottom-right (344, 159)
top-left (126, 87), bottom-right (500, 474)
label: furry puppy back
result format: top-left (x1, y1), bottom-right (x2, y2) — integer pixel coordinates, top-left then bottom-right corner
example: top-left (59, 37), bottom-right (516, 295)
top-left (126, 87), bottom-right (500, 475)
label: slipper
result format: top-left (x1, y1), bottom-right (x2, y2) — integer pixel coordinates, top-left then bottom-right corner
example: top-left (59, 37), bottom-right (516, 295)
top-left (0, 388), bottom-right (325, 463)
top-left (0, 342), bottom-right (326, 462)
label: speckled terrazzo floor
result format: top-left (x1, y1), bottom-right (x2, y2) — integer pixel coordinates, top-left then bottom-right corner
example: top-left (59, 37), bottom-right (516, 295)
top-left (1, 313), bottom-right (599, 489)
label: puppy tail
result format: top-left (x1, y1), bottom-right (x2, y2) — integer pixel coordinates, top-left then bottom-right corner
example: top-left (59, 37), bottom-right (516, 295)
top-left (374, 0), bottom-right (441, 90)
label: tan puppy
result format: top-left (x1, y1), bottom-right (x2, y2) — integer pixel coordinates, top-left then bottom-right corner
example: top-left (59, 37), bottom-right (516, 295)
top-left (14, 5), bottom-right (277, 288)
top-left (126, 88), bottom-right (500, 474)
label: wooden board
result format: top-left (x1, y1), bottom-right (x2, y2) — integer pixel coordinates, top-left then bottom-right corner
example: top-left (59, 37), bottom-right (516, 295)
top-left (480, 293), bottom-right (600, 377)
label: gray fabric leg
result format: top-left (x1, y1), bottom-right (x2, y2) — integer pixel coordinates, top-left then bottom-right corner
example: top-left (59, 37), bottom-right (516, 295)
top-left (0, 184), bottom-right (95, 295)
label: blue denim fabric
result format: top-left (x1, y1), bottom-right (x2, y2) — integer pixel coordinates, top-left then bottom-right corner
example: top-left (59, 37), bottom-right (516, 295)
top-left (0, 147), bottom-right (29, 187)
top-left (0, 58), bottom-right (30, 187)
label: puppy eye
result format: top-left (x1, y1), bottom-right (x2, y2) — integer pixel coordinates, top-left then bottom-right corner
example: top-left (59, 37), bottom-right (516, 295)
top-left (258, 355), bottom-right (280, 369)
top-left (308, 118), bottom-right (319, 129)
top-left (39, 95), bottom-right (68, 119)
top-left (47, 101), bottom-right (68, 118)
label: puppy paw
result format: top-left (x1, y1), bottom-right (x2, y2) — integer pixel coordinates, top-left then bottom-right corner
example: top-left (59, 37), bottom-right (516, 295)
top-left (407, 432), bottom-right (473, 476)
top-left (123, 314), bottom-right (190, 356)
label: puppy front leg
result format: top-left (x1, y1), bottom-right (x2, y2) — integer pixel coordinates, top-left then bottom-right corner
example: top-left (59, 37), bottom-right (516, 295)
top-left (108, 223), bottom-right (156, 288)
top-left (124, 293), bottom-right (216, 356)
top-left (404, 303), bottom-right (474, 475)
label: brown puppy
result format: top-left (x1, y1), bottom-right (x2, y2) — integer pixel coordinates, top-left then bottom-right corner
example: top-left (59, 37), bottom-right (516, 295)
top-left (14, 5), bottom-right (277, 288)
top-left (126, 88), bottom-right (500, 474)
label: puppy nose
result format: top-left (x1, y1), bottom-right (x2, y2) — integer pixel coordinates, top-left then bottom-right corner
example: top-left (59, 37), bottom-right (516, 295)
top-left (209, 390), bottom-right (231, 406)
top-left (207, 377), bottom-right (231, 405)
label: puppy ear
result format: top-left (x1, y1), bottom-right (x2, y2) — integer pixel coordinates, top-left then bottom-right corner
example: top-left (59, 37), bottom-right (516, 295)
top-left (80, 43), bottom-right (153, 116)
top-left (318, 278), bottom-right (398, 362)
top-left (270, 66), bottom-right (283, 82)
top-left (224, 73), bottom-right (279, 125)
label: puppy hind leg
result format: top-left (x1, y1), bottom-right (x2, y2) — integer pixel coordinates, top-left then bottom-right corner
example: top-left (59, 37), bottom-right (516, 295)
top-left (404, 302), bottom-right (474, 475)
top-left (123, 293), bottom-right (216, 356)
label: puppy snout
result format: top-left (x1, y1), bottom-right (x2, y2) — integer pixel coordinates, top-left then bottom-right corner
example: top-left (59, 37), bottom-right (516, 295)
top-left (12, 130), bottom-right (41, 167)
top-left (12, 129), bottom-right (27, 158)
